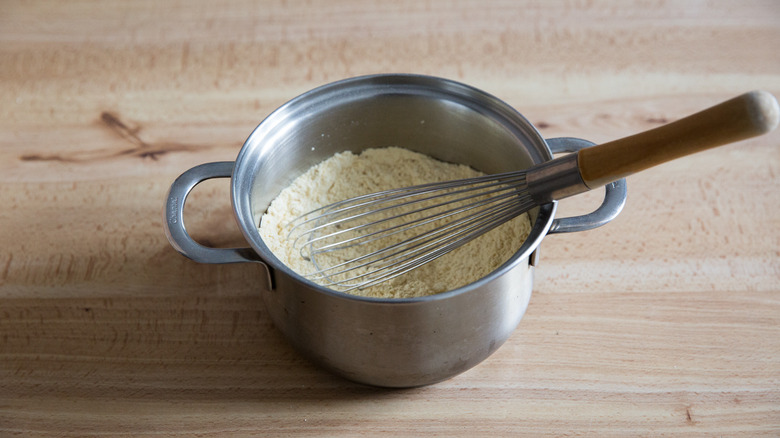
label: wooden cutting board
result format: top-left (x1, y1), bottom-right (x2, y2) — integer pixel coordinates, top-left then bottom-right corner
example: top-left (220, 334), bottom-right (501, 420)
top-left (2, 1), bottom-right (779, 436)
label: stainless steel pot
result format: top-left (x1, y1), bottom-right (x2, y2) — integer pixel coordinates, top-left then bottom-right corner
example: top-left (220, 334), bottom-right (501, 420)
top-left (164, 74), bottom-right (627, 387)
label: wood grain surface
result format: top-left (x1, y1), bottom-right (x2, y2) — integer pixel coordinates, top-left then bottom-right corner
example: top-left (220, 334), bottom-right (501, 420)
top-left (2, 1), bottom-right (779, 436)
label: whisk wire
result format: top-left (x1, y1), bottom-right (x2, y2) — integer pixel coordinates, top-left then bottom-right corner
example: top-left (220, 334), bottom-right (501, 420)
top-left (312, 198), bottom-right (535, 291)
top-left (287, 170), bottom-right (527, 240)
top-left (283, 168), bottom-right (538, 291)
top-left (303, 190), bottom-right (535, 291)
top-left (306, 192), bottom-right (530, 278)
top-left (294, 182), bottom-right (528, 259)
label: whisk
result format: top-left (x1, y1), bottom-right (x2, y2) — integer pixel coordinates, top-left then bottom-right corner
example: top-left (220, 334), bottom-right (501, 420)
top-left (287, 91), bottom-right (779, 291)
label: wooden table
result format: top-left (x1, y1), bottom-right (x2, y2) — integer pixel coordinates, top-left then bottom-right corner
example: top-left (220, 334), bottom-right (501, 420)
top-left (2, 1), bottom-right (779, 436)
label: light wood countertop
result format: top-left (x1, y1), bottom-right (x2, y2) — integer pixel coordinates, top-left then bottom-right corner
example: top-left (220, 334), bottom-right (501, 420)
top-left (2, 1), bottom-right (779, 436)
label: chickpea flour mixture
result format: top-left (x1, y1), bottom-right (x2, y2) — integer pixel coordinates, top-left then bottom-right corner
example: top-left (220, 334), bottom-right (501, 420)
top-left (258, 147), bottom-right (531, 298)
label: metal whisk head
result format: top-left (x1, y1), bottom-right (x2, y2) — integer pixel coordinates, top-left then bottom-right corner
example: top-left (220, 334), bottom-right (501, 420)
top-left (286, 170), bottom-right (535, 292)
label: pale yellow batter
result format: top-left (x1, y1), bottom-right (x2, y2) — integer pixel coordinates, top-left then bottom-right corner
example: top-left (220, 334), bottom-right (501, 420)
top-left (258, 147), bottom-right (531, 298)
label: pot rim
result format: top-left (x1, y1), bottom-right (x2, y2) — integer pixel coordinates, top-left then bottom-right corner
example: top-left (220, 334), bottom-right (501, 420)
top-left (231, 73), bottom-right (558, 304)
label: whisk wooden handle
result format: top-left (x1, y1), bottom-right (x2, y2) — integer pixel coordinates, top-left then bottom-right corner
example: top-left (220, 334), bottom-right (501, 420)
top-left (577, 90), bottom-right (780, 188)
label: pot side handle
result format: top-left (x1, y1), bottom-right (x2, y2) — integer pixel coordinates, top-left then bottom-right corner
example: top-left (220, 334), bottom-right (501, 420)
top-left (164, 161), bottom-right (262, 264)
top-left (544, 137), bottom-right (627, 234)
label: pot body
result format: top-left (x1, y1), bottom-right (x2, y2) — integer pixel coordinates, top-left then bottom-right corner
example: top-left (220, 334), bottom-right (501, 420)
top-left (265, 252), bottom-right (534, 386)
top-left (164, 74), bottom-right (626, 387)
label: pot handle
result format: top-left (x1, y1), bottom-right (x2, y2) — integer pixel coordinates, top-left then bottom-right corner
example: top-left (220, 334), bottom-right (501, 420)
top-left (545, 137), bottom-right (627, 234)
top-left (164, 161), bottom-right (262, 264)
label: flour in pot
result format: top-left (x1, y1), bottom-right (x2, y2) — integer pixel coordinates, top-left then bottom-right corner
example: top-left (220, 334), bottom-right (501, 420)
top-left (258, 147), bottom-right (531, 298)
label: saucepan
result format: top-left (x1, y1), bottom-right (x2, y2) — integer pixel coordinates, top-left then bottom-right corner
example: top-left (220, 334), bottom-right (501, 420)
top-left (164, 74), bottom-right (626, 387)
